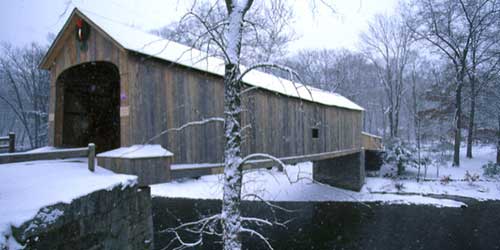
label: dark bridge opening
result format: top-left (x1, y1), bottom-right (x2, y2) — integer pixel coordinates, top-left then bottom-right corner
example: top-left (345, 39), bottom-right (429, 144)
top-left (57, 62), bottom-right (120, 153)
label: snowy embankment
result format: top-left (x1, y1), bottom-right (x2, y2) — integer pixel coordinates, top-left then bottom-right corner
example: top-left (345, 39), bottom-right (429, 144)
top-left (0, 158), bottom-right (136, 248)
top-left (151, 145), bottom-right (499, 208)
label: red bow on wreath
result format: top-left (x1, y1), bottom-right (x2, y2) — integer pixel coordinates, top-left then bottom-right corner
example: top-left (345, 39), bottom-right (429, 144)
top-left (75, 18), bottom-right (90, 46)
top-left (76, 19), bottom-right (84, 41)
top-left (75, 18), bottom-right (90, 50)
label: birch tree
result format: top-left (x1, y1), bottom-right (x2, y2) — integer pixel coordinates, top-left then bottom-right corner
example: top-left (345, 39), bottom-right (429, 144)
top-left (156, 1), bottom-right (335, 249)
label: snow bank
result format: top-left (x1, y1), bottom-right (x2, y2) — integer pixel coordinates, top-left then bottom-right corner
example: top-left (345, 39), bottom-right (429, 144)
top-left (151, 162), bottom-right (466, 208)
top-left (0, 159), bottom-right (137, 248)
top-left (97, 144), bottom-right (173, 159)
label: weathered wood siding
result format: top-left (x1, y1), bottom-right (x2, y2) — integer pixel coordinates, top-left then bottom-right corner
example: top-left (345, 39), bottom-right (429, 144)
top-left (126, 54), bottom-right (362, 164)
top-left (46, 12), bottom-right (363, 165)
top-left (126, 55), bottom-right (226, 163)
top-left (361, 132), bottom-right (383, 150)
top-left (45, 13), bottom-right (131, 147)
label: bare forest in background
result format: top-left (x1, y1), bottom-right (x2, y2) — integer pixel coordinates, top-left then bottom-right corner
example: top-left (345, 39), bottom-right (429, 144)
top-left (0, 43), bottom-right (50, 150)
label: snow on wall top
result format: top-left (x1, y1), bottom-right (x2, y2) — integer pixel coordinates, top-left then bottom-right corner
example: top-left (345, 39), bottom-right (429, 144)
top-left (97, 144), bottom-right (173, 159)
top-left (76, 9), bottom-right (364, 111)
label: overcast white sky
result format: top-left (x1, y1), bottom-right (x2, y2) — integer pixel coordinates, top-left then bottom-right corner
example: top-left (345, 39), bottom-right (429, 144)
top-left (0, 0), bottom-right (397, 52)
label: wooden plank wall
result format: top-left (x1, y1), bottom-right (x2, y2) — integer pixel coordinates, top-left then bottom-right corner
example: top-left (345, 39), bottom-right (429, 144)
top-left (127, 54), bottom-right (363, 164)
top-left (46, 12), bottom-right (362, 164)
top-left (361, 132), bottom-right (383, 150)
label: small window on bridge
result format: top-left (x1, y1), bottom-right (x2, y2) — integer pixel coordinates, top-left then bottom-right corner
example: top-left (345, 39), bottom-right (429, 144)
top-left (312, 128), bottom-right (319, 139)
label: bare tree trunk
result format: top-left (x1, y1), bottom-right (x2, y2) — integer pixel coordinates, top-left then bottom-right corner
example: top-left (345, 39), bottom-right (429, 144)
top-left (466, 85), bottom-right (475, 158)
top-left (394, 109), bottom-right (400, 138)
top-left (466, 51), bottom-right (478, 159)
top-left (222, 63), bottom-right (243, 250)
top-left (497, 114), bottom-right (500, 165)
top-left (381, 100), bottom-right (387, 138)
top-left (388, 110), bottom-right (394, 138)
top-left (453, 78), bottom-right (464, 166)
top-left (34, 101), bottom-right (40, 147)
top-left (221, 2), bottom-right (253, 249)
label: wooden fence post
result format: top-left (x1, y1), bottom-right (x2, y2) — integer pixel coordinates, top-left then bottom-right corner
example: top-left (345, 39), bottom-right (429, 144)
top-left (8, 132), bottom-right (15, 153)
top-left (88, 143), bottom-right (95, 172)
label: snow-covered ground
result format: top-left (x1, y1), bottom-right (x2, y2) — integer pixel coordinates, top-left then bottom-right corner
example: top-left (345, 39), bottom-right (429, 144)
top-left (151, 145), bottom-right (499, 208)
top-left (367, 145), bottom-right (500, 200)
top-left (380, 144), bottom-right (496, 180)
top-left (0, 158), bottom-right (136, 249)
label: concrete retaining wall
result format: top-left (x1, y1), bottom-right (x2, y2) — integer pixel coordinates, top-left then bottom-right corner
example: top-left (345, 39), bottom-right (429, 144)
top-left (312, 151), bottom-right (365, 191)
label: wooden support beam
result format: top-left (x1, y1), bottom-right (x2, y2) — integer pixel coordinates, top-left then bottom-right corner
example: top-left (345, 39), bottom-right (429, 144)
top-left (0, 143), bottom-right (97, 173)
top-left (8, 132), bottom-right (15, 153)
top-left (0, 132), bottom-right (16, 153)
top-left (88, 143), bottom-right (95, 172)
top-left (0, 147), bottom-right (89, 164)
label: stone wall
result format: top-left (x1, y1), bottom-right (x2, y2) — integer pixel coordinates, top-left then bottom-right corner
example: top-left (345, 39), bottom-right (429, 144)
top-left (12, 185), bottom-right (154, 250)
top-left (312, 151), bottom-right (365, 191)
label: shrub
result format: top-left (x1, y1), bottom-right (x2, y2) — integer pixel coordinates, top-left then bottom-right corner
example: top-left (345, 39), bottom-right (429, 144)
top-left (464, 171), bottom-right (480, 184)
top-left (482, 161), bottom-right (500, 177)
top-left (384, 139), bottom-right (418, 176)
top-left (394, 182), bottom-right (405, 191)
top-left (429, 139), bottom-right (453, 164)
top-left (440, 175), bottom-right (451, 185)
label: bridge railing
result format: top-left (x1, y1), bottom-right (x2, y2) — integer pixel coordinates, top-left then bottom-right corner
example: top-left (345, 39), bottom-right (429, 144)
top-left (361, 132), bottom-right (383, 151)
top-left (170, 148), bottom-right (363, 179)
top-left (0, 143), bottom-right (96, 172)
top-left (0, 132), bottom-right (15, 153)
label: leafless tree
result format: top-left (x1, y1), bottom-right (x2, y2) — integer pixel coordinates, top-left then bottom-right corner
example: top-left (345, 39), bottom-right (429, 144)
top-left (152, 0), bottom-right (297, 66)
top-left (281, 49), bottom-right (340, 91)
top-left (153, 1), bottom-right (335, 249)
top-left (361, 13), bottom-right (415, 139)
top-left (404, 0), bottom-right (500, 166)
top-left (152, 1), bottom-right (293, 249)
top-left (463, 0), bottom-right (500, 158)
top-left (477, 74), bottom-right (500, 164)
top-left (0, 43), bottom-right (50, 149)
top-left (282, 49), bottom-right (384, 135)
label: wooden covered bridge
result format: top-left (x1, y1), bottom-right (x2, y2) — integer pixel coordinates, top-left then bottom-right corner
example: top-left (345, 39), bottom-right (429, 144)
top-left (38, 8), bottom-right (382, 191)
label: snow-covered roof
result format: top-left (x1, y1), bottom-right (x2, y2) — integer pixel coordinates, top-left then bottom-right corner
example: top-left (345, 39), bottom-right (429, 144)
top-left (44, 8), bottom-right (364, 111)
